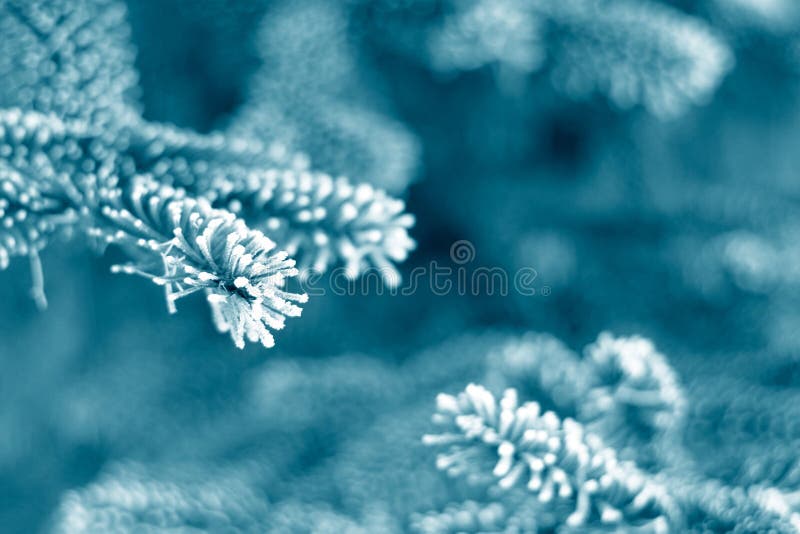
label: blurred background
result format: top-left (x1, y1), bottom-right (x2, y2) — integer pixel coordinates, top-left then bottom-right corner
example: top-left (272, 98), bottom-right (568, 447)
top-left (2, 0), bottom-right (800, 531)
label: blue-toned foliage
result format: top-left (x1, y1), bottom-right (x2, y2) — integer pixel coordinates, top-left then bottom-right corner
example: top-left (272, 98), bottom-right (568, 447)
top-left (0, 0), bottom-right (415, 348)
top-left (424, 384), bottom-right (675, 529)
top-left (229, 0), bottom-right (421, 194)
top-left (0, 0), bottom-right (140, 125)
top-left (421, 382), bottom-right (799, 532)
top-left (19, 330), bottom-right (800, 532)
top-left (363, 0), bottom-right (733, 117)
top-left (1, 0), bottom-right (799, 532)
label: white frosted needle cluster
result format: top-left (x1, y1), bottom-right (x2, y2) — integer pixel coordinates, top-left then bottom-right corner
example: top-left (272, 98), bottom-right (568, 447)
top-left (429, 0), bottom-right (545, 74)
top-left (544, 0), bottom-right (734, 118)
top-left (411, 500), bottom-right (529, 534)
top-left (124, 121), bottom-right (416, 286)
top-left (53, 462), bottom-right (270, 532)
top-left (428, 0), bottom-right (733, 118)
top-left (0, 161), bottom-right (77, 268)
top-left (423, 384), bottom-right (671, 528)
top-left (0, 110), bottom-right (77, 268)
top-left (0, 0), bottom-right (139, 126)
top-left (212, 169), bottom-right (416, 286)
top-left (0, 162), bottom-right (77, 308)
top-left (582, 332), bottom-right (686, 434)
top-left (0, 109), bottom-right (107, 307)
top-left (105, 182), bottom-right (307, 349)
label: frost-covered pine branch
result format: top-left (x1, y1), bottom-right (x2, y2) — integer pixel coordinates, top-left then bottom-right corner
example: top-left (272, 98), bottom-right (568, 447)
top-left (228, 0), bottom-right (420, 194)
top-left (0, 0), bottom-right (417, 287)
top-left (0, 105), bottom-right (414, 344)
top-left (423, 384), bottom-right (675, 529)
top-left (422, 383), bottom-right (800, 532)
top-left (53, 462), bottom-right (270, 533)
top-left (372, 0), bottom-right (734, 117)
top-left (579, 333), bottom-right (686, 454)
top-left (410, 499), bottom-right (538, 534)
top-left (0, 109), bottom-right (307, 348)
top-left (483, 332), bottom-right (686, 467)
top-left (101, 180), bottom-right (308, 350)
top-left (123, 121), bottom-right (417, 283)
top-left (0, 0), bottom-right (417, 348)
top-left (0, 0), bottom-right (140, 126)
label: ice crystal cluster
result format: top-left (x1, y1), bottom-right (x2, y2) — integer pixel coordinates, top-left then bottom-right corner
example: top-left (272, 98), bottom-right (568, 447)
top-left (2, 0), bottom-right (799, 533)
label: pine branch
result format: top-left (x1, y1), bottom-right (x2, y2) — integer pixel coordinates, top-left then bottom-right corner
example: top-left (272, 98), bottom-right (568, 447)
top-left (542, 0), bottom-right (734, 117)
top-left (102, 179), bottom-right (307, 349)
top-left (52, 462), bottom-right (270, 533)
top-left (422, 384), bottom-right (800, 532)
top-left (0, 105), bottom-right (414, 343)
top-left (579, 333), bottom-right (687, 454)
top-left (404, 0), bottom-right (735, 117)
top-left (229, 0), bottom-right (420, 193)
top-left (423, 384), bottom-right (675, 529)
top-left (411, 499), bottom-right (540, 534)
top-left (0, 109), bottom-right (307, 349)
top-left (0, 0), bottom-right (140, 125)
top-left (0, 0), bottom-right (418, 313)
top-left (483, 332), bottom-right (686, 468)
top-left (124, 121), bottom-right (417, 283)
